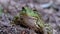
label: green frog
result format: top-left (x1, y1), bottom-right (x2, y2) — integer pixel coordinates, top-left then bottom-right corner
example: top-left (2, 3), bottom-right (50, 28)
top-left (13, 7), bottom-right (53, 34)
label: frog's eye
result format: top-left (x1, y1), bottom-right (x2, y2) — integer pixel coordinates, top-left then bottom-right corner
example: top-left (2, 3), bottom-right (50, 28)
top-left (22, 7), bottom-right (24, 9)
top-left (33, 9), bottom-right (37, 11)
top-left (22, 7), bottom-right (26, 11)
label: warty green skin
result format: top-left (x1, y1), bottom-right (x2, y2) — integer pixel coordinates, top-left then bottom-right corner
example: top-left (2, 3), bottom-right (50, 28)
top-left (20, 7), bottom-right (53, 34)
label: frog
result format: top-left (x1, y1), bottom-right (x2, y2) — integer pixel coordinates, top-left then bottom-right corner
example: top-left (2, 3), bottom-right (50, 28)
top-left (12, 6), bottom-right (53, 34)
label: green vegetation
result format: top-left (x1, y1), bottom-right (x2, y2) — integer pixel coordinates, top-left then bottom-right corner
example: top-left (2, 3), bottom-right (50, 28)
top-left (0, 6), bottom-right (3, 16)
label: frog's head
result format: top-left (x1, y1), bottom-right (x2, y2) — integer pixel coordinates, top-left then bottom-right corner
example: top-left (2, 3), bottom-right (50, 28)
top-left (21, 7), bottom-right (40, 18)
